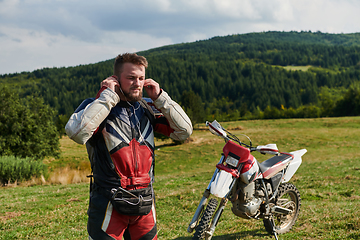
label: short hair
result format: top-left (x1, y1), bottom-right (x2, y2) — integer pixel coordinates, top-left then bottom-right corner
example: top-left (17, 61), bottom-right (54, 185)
top-left (113, 53), bottom-right (148, 77)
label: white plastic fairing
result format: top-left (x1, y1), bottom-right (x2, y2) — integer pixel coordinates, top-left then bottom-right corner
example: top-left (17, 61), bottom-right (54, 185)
top-left (210, 170), bottom-right (233, 198)
top-left (283, 149), bottom-right (307, 182)
top-left (256, 144), bottom-right (279, 155)
top-left (207, 120), bottom-right (227, 138)
top-left (240, 157), bottom-right (260, 184)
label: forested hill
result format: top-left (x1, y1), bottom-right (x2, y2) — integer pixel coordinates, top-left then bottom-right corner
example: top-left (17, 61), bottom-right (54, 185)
top-left (2, 31), bottom-right (360, 129)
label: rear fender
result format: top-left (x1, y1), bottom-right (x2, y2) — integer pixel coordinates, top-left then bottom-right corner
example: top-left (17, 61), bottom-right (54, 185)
top-left (282, 149), bottom-right (307, 182)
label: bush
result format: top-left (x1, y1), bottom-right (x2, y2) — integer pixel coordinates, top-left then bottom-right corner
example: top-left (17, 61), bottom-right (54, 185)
top-left (0, 156), bottom-right (48, 184)
top-left (0, 86), bottom-right (60, 159)
top-left (334, 83), bottom-right (360, 116)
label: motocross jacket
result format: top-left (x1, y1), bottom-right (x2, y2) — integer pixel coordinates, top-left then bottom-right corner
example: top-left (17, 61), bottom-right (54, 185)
top-left (65, 86), bottom-right (193, 191)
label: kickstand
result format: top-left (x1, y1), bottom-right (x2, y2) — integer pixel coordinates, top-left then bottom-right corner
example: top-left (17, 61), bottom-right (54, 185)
top-left (273, 231), bottom-right (279, 240)
top-left (269, 216), bottom-right (279, 240)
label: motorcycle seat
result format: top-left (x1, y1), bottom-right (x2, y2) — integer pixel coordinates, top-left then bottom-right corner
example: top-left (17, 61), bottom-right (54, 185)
top-left (259, 154), bottom-right (293, 179)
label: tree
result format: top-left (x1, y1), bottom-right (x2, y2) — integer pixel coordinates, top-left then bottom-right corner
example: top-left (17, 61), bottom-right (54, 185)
top-left (0, 86), bottom-right (60, 159)
top-left (181, 90), bottom-right (206, 125)
top-left (334, 83), bottom-right (360, 116)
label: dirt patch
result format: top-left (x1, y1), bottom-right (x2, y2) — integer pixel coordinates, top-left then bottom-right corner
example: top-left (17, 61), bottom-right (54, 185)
top-left (184, 137), bottom-right (195, 143)
top-left (67, 197), bottom-right (82, 202)
top-left (184, 136), bottom-right (222, 145)
top-left (0, 211), bottom-right (24, 222)
top-left (228, 126), bottom-right (244, 130)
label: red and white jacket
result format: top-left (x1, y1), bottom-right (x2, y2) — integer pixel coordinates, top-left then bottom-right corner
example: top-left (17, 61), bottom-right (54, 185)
top-left (65, 87), bottom-right (192, 191)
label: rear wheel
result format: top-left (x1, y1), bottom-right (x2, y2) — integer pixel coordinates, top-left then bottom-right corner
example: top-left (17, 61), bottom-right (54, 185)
top-left (264, 183), bottom-right (301, 234)
top-left (192, 198), bottom-right (218, 240)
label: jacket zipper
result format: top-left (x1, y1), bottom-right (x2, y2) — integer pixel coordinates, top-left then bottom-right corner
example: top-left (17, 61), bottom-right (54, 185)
top-left (128, 107), bottom-right (138, 183)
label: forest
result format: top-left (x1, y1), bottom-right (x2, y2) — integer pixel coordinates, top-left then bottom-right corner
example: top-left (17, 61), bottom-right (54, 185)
top-left (1, 31), bottom-right (360, 134)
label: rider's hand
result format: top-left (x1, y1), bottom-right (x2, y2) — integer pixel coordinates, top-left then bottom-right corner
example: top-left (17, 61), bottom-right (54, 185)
top-left (143, 78), bottom-right (161, 101)
top-left (101, 75), bottom-right (121, 97)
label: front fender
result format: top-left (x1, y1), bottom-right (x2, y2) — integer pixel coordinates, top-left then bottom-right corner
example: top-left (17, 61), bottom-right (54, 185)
top-left (210, 170), bottom-right (233, 198)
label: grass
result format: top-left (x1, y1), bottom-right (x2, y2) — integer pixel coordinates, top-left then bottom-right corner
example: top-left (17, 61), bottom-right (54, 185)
top-left (281, 65), bottom-right (344, 75)
top-left (44, 137), bottom-right (90, 171)
top-left (283, 65), bottom-right (312, 72)
top-left (1, 117), bottom-right (360, 239)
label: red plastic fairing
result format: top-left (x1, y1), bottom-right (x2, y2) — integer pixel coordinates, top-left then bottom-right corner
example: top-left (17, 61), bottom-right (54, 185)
top-left (261, 148), bottom-right (279, 154)
top-left (216, 164), bottom-right (240, 178)
top-left (240, 156), bottom-right (256, 174)
top-left (222, 140), bottom-right (250, 165)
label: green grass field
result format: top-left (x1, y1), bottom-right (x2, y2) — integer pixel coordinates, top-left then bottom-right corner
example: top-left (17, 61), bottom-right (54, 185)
top-left (1, 117), bottom-right (360, 239)
top-left (283, 65), bottom-right (312, 72)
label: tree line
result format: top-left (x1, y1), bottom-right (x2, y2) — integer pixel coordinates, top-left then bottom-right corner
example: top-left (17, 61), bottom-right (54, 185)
top-left (1, 31), bottom-right (360, 161)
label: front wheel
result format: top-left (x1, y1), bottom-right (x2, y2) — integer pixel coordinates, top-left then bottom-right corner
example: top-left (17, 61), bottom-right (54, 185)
top-left (192, 198), bottom-right (218, 240)
top-left (264, 183), bottom-right (301, 234)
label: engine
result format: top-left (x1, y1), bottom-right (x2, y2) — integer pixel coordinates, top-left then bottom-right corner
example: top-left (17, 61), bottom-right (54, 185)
top-left (230, 180), bottom-right (265, 219)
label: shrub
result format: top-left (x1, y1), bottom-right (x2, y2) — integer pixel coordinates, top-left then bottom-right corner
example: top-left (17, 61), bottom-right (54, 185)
top-left (0, 156), bottom-right (48, 185)
top-left (0, 86), bottom-right (60, 159)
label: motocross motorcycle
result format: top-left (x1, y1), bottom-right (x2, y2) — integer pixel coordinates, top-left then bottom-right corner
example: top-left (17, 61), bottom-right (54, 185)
top-left (187, 120), bottom-right (307, 240)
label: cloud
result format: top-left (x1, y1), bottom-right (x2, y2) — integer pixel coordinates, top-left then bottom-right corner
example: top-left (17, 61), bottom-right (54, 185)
top-left (0, 0), bottom-right (360, 74)
top-left (0, 24), bottom-right (172, 73)
top-left (0, 0), bottom-right (100, 42)
top-left (0, 0), bottom-right (298, 43)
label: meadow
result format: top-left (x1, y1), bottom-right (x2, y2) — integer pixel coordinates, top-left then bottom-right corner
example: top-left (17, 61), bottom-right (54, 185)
top-left (1, 117), bottom-right (359, 239)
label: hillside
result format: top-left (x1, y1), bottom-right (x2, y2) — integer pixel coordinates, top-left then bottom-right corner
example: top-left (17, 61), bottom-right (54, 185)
top-left (1, 31), bottom-right (360, 128)
top-left (1, 117), bottom-right (360, 239)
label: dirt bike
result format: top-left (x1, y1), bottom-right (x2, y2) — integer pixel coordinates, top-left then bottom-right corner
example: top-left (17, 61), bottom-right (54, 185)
top-left (187, 120), bottom-right (307, 240)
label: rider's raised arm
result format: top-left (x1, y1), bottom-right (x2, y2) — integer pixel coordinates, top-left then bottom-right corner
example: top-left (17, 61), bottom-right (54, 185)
top-left (65, 87), bottom-right (120, 144)
top-left (152, 90), bottom-right (193, 141)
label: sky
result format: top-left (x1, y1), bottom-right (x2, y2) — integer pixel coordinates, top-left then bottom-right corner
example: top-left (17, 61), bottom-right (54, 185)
top-left (1, 0), bottom-right (360, 75)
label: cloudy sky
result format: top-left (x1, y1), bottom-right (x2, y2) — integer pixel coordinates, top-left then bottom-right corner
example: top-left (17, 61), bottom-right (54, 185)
top-left (1, 0), bottom-right (360, 75)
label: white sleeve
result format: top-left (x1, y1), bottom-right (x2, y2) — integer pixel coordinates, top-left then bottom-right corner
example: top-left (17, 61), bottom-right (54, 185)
top-left (153, 91), bottom-right (193, 141)
top-left (65, 88), bottom-right (120, 144)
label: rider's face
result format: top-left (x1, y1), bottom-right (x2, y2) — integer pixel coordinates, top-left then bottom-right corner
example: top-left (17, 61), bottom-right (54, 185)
top-left (119, 63), bottom-right (145, 102)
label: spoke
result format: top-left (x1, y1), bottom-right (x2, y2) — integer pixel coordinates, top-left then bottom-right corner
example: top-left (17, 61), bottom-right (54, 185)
top-left (277, 198), bottom-right (290, 205)
top-left (283, 201), bottom-right (295, 208)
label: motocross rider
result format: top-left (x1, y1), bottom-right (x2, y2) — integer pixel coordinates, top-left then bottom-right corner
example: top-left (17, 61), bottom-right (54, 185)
top-left (65, 53), bottom-right (193, 240)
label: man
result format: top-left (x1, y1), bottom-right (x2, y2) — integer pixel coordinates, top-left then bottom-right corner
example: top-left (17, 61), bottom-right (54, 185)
top-left (65, 53), bottom-right (193, 240)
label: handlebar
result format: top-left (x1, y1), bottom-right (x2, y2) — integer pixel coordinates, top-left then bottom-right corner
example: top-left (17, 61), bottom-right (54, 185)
top-left (206, 120), bottom-right (252, 148)
top-left (249, 147), bottom-right (257, 152)
top-left (207, 120), bottom-right (279, 155)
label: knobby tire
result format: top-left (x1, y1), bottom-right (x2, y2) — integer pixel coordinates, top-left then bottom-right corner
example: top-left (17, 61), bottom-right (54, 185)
top-left (264, 182), bottom-right (301, 234)
top-left (192, 198), bottom-right (218, 240)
